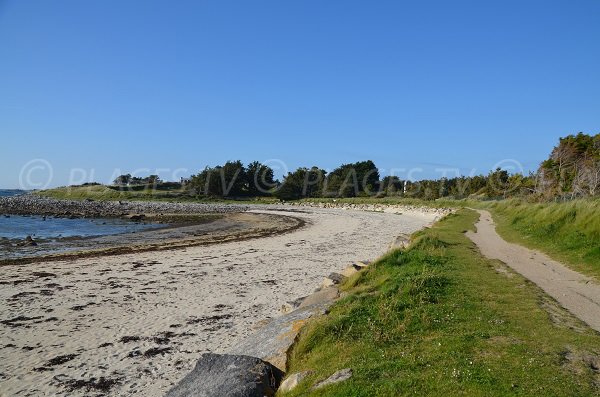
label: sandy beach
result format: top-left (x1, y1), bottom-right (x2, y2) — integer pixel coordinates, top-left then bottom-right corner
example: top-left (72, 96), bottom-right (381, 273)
top-left (0, 206), bottom-right (439, 397)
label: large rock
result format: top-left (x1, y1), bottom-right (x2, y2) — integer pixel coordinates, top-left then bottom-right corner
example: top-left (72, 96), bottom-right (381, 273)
top-left (229, 287), bottom-right (339, 371)
top-left (313, 368), bottom-right (353, 390)
top-left (229, 307), bottom-right (327, 371)
top-left (389, 233), bottom-right (411, 250)
top-left (278, 371), bottom-right (313, 393)
top-left (353, 260), bottom-right (371, 269)
top-left (319, 272), bottom-right (346, 289)
top-left (298, 286), bottom-right (339, 309)
top-left (18, 235), bottom-right (37, 247)
top-left (327, 272), bottom-right (345, 284)
top-left (165, 353), bottom-right (283, 397)
top-left (341, 265), bottom-right (360, 278)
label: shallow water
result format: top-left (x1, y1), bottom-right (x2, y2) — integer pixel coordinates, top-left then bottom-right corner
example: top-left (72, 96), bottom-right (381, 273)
top-left (0, 215), bottom-right (163, 239)
top-left (0, 189), bottom-right (27, 197)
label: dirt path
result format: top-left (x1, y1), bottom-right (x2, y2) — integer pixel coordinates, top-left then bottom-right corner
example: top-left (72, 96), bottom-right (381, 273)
top-left (467, 209), bottom-right (600, 333)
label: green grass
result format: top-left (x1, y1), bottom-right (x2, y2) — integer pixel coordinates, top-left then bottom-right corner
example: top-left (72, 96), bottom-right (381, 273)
top-left (38, 185), bottom-right (167, 201)
top-left (485, 199), bottom-right (600, 279)
top-left (280, 209), bottom-right (600, 396)
top-left (36, 185), bottom-right (280, 204)
top-left (301, 196), bottom-right (600, 279)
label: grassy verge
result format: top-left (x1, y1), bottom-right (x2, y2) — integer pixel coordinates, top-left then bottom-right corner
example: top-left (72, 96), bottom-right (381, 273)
top-left (301, 197), bottom-right (600, 279)
top-left (38, 185), bottom-right (182, 201)
top-left (36, 185), bottom-right (279, 204)
top-left (485, 199), bottom-right (600, 279)
top-left (280, 209), bottom-right (600, 396)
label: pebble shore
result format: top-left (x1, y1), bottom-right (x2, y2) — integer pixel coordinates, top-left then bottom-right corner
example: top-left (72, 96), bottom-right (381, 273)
top-left (0, 195), bottom-right (453, 220)
top-left (283, 200), bottom-right (453, 218)
top-left (0, 195), bottom-right (249, 217)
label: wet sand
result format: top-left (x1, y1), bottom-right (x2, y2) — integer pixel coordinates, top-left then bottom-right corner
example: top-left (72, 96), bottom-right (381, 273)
top-left (1, 212), bottom-right (302, 264)
top-left (0, 206), bottom-right (439, 397)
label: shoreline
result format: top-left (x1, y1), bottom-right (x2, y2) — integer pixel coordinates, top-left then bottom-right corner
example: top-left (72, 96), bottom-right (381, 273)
top-left (0, 194), bottom-right (250, 218)
top-left (0, 195), bottom-right (298, 266)
top-left (0, 205), bottom-right (439, 396)
top-left (0, 212), bottom-right (306, 266)
top-left (1, 195), bottom-right (450, 266)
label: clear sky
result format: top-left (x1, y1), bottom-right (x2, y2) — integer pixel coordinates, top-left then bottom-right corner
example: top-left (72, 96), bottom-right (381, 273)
top-left (1, 0), bottom-right (599, 189)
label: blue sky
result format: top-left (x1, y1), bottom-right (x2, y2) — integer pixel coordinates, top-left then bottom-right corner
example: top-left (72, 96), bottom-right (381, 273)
top-left (1, 0), bottom-right (599, 188)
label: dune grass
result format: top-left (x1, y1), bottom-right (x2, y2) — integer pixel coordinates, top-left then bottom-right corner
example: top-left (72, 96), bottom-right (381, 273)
top-left (37, 185), bottom-right (179, 201)
top-left (280, 209), bottom-right (600, 396)
top-left (486, 199), bottom-right (600, 279)
top-left (36, 185), bottom-right (279, 203)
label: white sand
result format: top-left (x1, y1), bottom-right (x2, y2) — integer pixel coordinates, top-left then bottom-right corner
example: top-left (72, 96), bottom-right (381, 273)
top-left (0, 207), bottom-right (437, 397)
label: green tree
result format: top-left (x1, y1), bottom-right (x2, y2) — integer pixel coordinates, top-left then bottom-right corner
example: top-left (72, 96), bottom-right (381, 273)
top-left (113, 174), bottom-right (131, 186)
top-left (275, 167), bottom-right (326, 200)
top-left (486, 168), bottom-right (510, 198)
top-left (380, 176), bottom-right (403, 195)
top-left (246, 161), bottom-right (276, 196)
top-left (325, 160), bottom-right (380, 197)
top-left (220, 160), bottom-right (246, 197)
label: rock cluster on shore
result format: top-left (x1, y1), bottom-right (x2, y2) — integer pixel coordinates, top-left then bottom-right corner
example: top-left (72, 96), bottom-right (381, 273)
top-left (284, 200), bottom-right (453, 218)
top-left (165, 353), bottom-right (283, 397)
top-left (1, 194), bottom-right (453, 221)
top-left (0, 195), bottom-right (250, 218)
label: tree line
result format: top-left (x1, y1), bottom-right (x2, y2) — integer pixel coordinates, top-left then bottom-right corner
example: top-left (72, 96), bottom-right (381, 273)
top-left (181, 159), bottom-right (531, 200)
top-left (113, 132), bottom-right (599, 201)
top-left (113, 174), bottom-right (162, 186)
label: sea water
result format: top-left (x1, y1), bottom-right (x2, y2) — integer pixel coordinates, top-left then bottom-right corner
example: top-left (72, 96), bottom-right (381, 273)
top-left (0, 190), bottom-right (162, 240)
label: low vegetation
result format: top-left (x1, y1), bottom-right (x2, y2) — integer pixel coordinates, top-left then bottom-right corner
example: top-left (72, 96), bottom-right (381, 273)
top-left (41, 132), bottom-right (599, 202)
top-left (487, 198), bottom-right (600, 278)
top-left (280, 209), bottom-right (600, 396)
top-left (299, 196), bottom-right (600, 278)
top-left (36, 184), bottom-right (278, 203)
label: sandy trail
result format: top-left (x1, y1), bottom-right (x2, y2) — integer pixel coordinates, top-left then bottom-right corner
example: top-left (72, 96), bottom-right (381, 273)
top-left (467, 209), bottom-right (600, 333)
top-left (0, 207), bottom-right (437, 397)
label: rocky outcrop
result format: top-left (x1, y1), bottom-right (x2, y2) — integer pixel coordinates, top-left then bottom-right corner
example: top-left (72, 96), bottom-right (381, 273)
top-left (18, 236), bottom-right (37, 247)
top-left (165, 289), bottom-right (341, 397)
top-left (166, 259), bottom-right (372, 396)
top-left (165, 353), bottom-right (283, 397)
top-left (389, 233), bottom-right (411, 250)
top-left (284, 201), bottom-right (453, 219)
top-left (0, 195), bottom-right (249, 217)
top-left (278, 371), bottom-right (313, 393)
top-left (228, 288), bottom-right (338, 371)
top-left (319, 272), bottom-right (345, 289)
top-left (341, 261), bottom-right (368, 278)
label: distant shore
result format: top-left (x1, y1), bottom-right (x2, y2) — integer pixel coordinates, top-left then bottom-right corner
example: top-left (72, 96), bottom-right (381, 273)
top-left (0, 194), bottom-right (250, 218)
